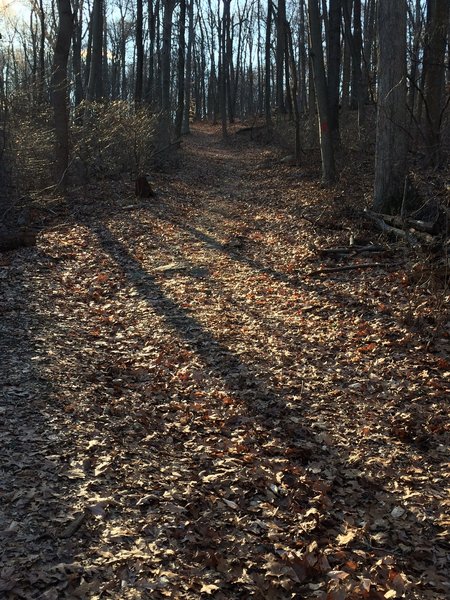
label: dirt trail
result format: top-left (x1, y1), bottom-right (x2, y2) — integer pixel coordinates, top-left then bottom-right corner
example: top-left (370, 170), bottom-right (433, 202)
top-left (0, 124), bottom-right (448, 599)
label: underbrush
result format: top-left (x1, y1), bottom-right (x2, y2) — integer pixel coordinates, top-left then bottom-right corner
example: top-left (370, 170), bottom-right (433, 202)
top-left (6, 96), bottom-right (160, 196)
top-left (71, 101), bottom-right (158, 183)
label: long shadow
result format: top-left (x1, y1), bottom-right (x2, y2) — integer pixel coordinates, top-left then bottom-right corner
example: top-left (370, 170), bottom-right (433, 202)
top-left (92, 223), bottom-right (287, 415)
top-left (139, 202), bottom-right (406, 312)
top-left (0, 245), bottom-right (90, 598)
top-left (90, 223), bottom-right (446, 596)
top-left (140, 207), bottom-right (301, 288)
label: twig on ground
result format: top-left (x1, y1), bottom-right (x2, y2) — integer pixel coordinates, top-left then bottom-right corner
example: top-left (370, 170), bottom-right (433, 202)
top-left (307, 261), bottom-right (405, 276)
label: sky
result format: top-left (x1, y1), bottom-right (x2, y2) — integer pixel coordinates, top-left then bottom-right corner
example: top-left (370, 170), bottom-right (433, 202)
top-left (1, 0), bottom-right (28, 20)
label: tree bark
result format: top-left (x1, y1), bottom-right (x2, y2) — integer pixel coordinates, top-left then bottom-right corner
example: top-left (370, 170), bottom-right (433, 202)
top-left (298, 0), bottom-right (308, 113)
top-left (343, 0), bottom-right (365, 130)
top-left (175, 0), bottom-right (186, 138)
top-left (37, 0), bottom-right (46, 100)
top-left (182, 0), bottom-right (194, 133)
top-left (373, 0), bottom-right (408, 213)
top-left (161, 0), bottom-right (176, 138)
top-left (422, 0), bottom-right (450, 166)
top-left (265, 0), bottom-right (273, 126)
top-left (362, 0), bottom-right (376, 103)
top-left (145, 0), bottom-right (157, 103)
top-left (135, 0), bottom-right (144, 102)
top-left (71, 0), bottom-right (83, 106)
top-left (220, 0), bottom-right (231, 137)
top-left (287, 22), bottom-right (301, 161)
top-left (308, 0), bottom-right (336, 184)
top-left (327, 0), bottom-right (341, 145)
top-left (51, 0), bottom-right (73, 187)
top-left (276, 0), bottom-right (286, 113)
top-left (86, 0), bottom-right (103, 101)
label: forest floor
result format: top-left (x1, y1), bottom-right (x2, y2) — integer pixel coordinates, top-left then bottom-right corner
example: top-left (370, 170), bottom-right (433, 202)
top-left (0, 124), bottom-right (449, 600)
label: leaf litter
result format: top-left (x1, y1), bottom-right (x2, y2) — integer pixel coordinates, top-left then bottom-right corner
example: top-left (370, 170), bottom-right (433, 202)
top-left (0, 124), bottom-right (449, 599)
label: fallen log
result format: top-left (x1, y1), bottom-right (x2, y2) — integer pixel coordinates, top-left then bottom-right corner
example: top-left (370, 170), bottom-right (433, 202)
top-left (363, 210), bottom-right (420, 247)
top-left (375, 212), bottom-right (435, 233)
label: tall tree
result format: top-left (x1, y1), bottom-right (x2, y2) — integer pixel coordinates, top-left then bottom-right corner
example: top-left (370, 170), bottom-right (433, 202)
top-left (37, 0), bottom-right (46, 100)
top-left (135, 0), bottom-right (144, 102)
top-left (175, 0), bottom-right (186, 138)
top-left (343, 0), bottom-right (365, 131)
top-left (51, 0), bottom-right (73, 186)
top-left (422, 0), bottom-right (450, 166)
top-left (145, 0), bottom-right (156, 102)
top-left (265, 0), bottom-right (272, 126)
top-left (161, 0), bottom-right (176, 122)
top-left (287, 22), bottom-right (301, 161)
top-left (373, 0), bottom-right (408, 212)
top-left (71, 0), bottom-right (84, 106)
top-left (308, 0), bottom-right (336, 184)
top-left (86, 0), bottom-right (104, 101)
top-left (275, 0), bottom-right (286, 113)
top-left (182, 0), bottom-right (194, 134)
top-left (298, 0), bottom-right (308, 113)
top-left (362, 0), bottom-right (376, 103)
top-left (220, 0), bottom-right (231, 137)
top-left (327, 0), bottom-right (341, 145)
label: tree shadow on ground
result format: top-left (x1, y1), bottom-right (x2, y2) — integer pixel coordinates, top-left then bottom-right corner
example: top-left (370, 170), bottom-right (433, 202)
top-left (0, 246), bottom-right (96, 598)
top-left (87, 222), bottom-right (445, 598)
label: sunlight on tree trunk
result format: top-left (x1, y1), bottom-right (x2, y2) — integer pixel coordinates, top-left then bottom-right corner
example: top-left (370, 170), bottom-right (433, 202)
top-left (51, 0), bottom-right (73, 187)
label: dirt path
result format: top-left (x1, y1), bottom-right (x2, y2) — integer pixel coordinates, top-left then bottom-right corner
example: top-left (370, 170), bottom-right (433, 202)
top-left (1, 124), bottom-right (448, 599)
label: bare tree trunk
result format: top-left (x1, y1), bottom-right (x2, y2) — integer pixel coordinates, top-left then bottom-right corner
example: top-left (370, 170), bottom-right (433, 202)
top-left (30, 11), bottom-right (38, 95)
top-left (276, 0), bottom-right (286, 113)
top-left (182, 0), bottom-right (194, 133)
top-left (284, 29), bottom-right (293, 117)
top-left (422, 0), bottom-right (449, 166)
top-left (341, 23), bottom-right (351, 111)
top-left (38, 0), bottom-right (46, 100)
top-left (86, 0), bottom-right (103, 101)
top-left (287, 22), bottom-right (301, 161)
top-left (353, 0), bottom-right (364, 128)
top-left (327, 0), bottom-right (341, 145)
top-left (135, 0), bottom-right (144, 102)
top-left (102, 6), bottom-right (109, 99)
top-left (161, 0), bottom-right (176, 126)
top-left (343, 0), bottom-right (365, 131)
top-left (72, 0), bottom-right (84, 106)
top-left (298, 0), bottom-right (308, 113)
top-left (145, 0), bottom-right (157, 103)
top-left (362, 0), bottom-right (376, 103)
top-left (231, 10), bottom-right (245, 120)
top-left (175, 0), bottom-right (186, 138)
top-left (408, 0), bottom-right (423, 115)
top-left (265, 0), bottom-right (273, 126)
top-left (373, 0), bottom-right (408, 213)
top-left (257, 0), bottom-right (263, 114)
top-left (155, 0), bottom-right (162, 107)
top-left (51, 0), bottom-right (73, 187)
top-left (226, 7), bottom-right (234, 123)
top-left (120, 13), bottom-right (127, 100)
top-left (84, 7), bottom-right (92, 90)
top-left (308, 0), bottom-right (336, 184)
top-left (220, 0), bottom-right (231, 137)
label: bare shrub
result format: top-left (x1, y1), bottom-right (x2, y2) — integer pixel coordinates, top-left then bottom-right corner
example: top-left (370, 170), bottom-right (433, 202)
top-left (71, 101), bottom-right (158, 183)
top-left (8, 91), bottom-right (55, 193)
